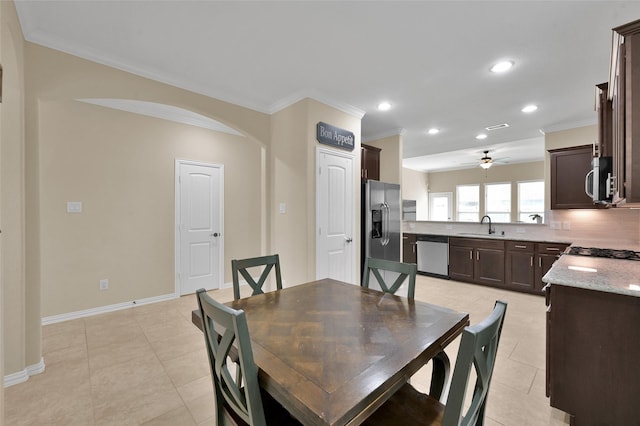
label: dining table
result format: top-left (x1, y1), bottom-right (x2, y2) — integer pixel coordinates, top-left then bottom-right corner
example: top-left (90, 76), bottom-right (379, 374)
top-left (191, 278), bottom-right (469, 426)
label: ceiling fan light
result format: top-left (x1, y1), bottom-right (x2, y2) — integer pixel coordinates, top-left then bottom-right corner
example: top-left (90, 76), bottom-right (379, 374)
top-left (480, 162), bottom-right (492, 169)
top-left (490, 60), bottom-right (514, 73)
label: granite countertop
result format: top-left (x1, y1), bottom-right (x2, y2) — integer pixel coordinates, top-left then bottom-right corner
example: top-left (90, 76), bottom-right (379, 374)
top-left (407, 231), bottom-right (571, 244)
top-left (543, 252), bottom-right (640, 298)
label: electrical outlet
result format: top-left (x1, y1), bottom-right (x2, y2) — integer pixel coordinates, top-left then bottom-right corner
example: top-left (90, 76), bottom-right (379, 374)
top-left (562, 221), bottom-right (571, 230)
top-left (550, 221), bottom-right (561, 230)
top-left (99, 279), bottom-right (109, 290)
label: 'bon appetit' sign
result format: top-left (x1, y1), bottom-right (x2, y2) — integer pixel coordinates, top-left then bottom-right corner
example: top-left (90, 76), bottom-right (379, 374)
top-left (316, 122), bottom-right (355, 151)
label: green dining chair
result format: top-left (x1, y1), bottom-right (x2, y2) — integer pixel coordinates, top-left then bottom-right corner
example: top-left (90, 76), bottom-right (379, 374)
top-left (362, 300), bottom-right (508, 426)
top-left (361, 257), bottom-right (417, 299)
top-left (232, 254), bottom-right (282, 300)
top-left (361, 256), bottom-right (450, 399)
top-left (196, 289), bottom-right (301, 426)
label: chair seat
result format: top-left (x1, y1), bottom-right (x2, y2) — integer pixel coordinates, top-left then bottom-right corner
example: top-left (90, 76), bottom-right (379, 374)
top-left (363, 383), bottom-right (445, 425)
top-left (223, 388), bottom-right (302, 426)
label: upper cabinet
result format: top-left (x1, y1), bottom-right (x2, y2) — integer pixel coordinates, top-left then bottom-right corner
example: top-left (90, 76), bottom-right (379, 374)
top-left (608, 19), bottom-right (640, 204)
top-left (549, 145), bottom-right (594, 209)
top-left (361, 143), bottom-right (380, 181)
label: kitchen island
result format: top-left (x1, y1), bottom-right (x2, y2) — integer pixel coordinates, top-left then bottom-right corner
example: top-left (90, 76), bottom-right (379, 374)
top-left (543, 251), bottom-right (640, 426)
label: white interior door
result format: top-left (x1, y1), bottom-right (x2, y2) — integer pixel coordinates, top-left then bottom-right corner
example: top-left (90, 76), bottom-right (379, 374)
top-left (176, 160), bottom-right (224, 295)
top-left (316, 148), bottom-right (355, 283)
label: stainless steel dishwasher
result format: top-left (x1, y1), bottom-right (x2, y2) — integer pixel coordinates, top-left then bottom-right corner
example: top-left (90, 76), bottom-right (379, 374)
top-left (416, 235), bottom-right (449, 278)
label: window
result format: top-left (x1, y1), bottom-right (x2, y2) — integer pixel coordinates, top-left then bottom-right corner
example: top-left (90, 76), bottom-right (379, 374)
top-left (456, 185), bottom-right (479, 222)
top-left (485, 183), bottom-right (511, 223)
top-left (518, 180), bottom-right (544, 222)
top-left (429, 192), bottom-right (452, 221)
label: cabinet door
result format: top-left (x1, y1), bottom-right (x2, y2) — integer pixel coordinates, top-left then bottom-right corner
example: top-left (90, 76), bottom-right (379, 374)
top-left (474, 248), bottom-right (505, 286)
top-left (449, 245), bottom-right (474, 282)
top-left (549, 145), bottom-right (594, 209)
top-left (506, 251), bottom-right (534, 291)
top-left (361, 144), bottom-right (380, 181)
top-left (535, 243), bottom-right (567, 292)
top-left (402, 234), bottom-right (417, 264)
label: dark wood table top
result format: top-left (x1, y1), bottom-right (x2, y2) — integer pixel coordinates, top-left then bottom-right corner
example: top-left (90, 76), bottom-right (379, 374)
top-left (192, 278), bottom-right (469, 426)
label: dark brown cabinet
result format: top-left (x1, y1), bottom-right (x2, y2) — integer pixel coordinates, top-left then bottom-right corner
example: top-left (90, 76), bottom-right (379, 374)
top-left (596, 82), bottom-right (613, 158)
top-left (608, 20), bottom-right (640, 204)
top-left (534, 242), bottom-right (567, 292)
top-left (549, 145), bottom-right (594, 209)
top-left (402, 233), bottom-right (417, 264)
top-left (361, 144), bottom-right (380, 181)
top-left (546, 284), bottom-right (640, 425)
top-left (505, 241), bottom-right (535, 292)
top-left (449, 238), bottom-right (504, 287)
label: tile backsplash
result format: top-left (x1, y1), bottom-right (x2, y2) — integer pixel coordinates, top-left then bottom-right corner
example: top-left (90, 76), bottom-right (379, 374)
top-left (404, 208), bottom-right (640, 249)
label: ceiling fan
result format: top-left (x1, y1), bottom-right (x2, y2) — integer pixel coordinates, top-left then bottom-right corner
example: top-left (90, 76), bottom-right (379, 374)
top-left (478, 150), bottom-right (510, 169)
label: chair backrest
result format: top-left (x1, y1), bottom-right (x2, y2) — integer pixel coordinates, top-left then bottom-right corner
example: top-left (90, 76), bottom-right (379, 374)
top-left (361, 257), bottom-right (417, 299)
top-left (442, 300), bottom-right (508, 426)
top-left (232, 254), bottom-right (282, 300)
top-left (196, 288), bottom-right (266, 426)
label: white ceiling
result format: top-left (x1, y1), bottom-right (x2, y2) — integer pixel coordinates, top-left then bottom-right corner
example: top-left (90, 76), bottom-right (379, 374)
top-left (14, 1), bottom-right (640, 172)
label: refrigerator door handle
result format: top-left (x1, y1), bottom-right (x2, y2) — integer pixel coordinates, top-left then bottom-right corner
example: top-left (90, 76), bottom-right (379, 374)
top-left (381, 202), bottom-right (390, 246)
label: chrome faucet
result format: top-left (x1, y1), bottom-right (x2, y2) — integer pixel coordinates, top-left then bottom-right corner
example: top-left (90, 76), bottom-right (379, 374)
top-left (480, 215), bottom-right (495, 234)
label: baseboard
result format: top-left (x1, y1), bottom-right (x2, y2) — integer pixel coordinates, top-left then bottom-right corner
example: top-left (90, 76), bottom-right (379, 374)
top-left (41, 292), bottom-right (178, 325)
top-left (4, 358), bottom-right (45, 388)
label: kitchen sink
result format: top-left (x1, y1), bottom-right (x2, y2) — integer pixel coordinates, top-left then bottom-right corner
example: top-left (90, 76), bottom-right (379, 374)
top-left (457, 232), bottom-right (505, 238)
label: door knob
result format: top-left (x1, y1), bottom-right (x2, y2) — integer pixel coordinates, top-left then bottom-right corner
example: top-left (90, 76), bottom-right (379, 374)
top-left (211, 232), bottom-right (219, 237)
top-left (345, 237), bottom-right (353, 243)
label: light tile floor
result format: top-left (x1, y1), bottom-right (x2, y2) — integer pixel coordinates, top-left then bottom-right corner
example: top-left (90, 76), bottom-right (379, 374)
top-left (5, 276), bottom-right (570, 425)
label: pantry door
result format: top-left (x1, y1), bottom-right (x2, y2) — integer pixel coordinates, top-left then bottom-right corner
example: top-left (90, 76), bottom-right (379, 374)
top-left (316, 148), bottom-right (356, 284)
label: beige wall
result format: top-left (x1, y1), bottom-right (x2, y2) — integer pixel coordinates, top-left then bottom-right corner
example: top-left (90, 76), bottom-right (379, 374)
top-left (544, 124), bottom-right (596, 210)
top-left (363, 134), bottom-right (402, 184)
top-left (271, 99), bottom-right (361, 284)
top-left (426, 161), bottom-right (544, 222)
top-left (4, 17), bottom-right (364, 391)
top-left (38, 100), bottom-right (262, 316)
top-left (402, 168), bottom-right (429, 220)
top-left (1, 0), bottom-right (26, 411)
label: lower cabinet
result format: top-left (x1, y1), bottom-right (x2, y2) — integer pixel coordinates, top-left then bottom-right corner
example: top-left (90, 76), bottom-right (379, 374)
top-left (449, 238), bottom-right (505, 287)
top-left (451, 237), bottom-right (568, 294)
top-left (402, 233), bottom-right (417, 264)
top-left (546, 284), bottom-right (640, 425)
top-left (505, 241), bottom-right (535, 292)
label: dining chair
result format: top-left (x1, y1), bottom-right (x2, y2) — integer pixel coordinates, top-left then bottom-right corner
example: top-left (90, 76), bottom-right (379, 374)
top-left (361, 257), bottom-right (417, 299)
top-left (361, 256), bottom-right (451, 399)
top-left (232, 254), bottom-right (282, 300)
top-left (362, 300), bottom-right (508, 426)
top-left (196, 289), bottom-right (301, 426)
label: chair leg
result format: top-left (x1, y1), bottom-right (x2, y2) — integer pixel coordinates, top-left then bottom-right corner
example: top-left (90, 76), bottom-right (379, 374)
top-left (429, 350), bottom-right (451, 403)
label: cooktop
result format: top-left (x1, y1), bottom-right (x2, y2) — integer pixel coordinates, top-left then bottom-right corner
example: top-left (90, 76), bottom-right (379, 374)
top-left (565, 246), bottom-right (640, 261)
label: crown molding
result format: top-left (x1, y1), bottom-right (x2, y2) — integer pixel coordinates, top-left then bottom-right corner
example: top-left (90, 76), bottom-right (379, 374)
top-left (539, 118), bottom-right (597, 135)
top-left (269, 90), bottom-right (366, 119)
top-left (362, 128), bottom-right (407, 143)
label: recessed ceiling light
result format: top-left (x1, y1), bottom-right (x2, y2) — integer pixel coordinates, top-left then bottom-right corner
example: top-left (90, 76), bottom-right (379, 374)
top-left (428, 128), bottom-right (439, 135)
top-left (521, 104), bottom-right (538, 113)
top-left (490, 61), bottom-right (514, 73)
top-left (476, 134), bottom-right (488, 140)
top-left (377, 102), bottom-right (391, 111)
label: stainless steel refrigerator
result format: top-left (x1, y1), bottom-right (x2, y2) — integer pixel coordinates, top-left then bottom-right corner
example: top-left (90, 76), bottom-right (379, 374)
top-left (361, 180), bottom-right (401, 285)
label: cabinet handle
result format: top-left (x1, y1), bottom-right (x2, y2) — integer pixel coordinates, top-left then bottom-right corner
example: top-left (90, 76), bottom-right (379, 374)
top-left (539, 257), bottom-right (542, 268)
top-left (469, 250), bottom-right (473, 260)
top-left (365, 169), bottom-right (368, 179)
top-left (515, 245), bottom-right (527, 249)
top-left (476, 251), bottom-right (479, 261)
top-left (413, 244), bottom-right (416, 254)
top-left (530, 256), bottom-right (534, 267)
top-left (546, 247), bottom-right (560, 251)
